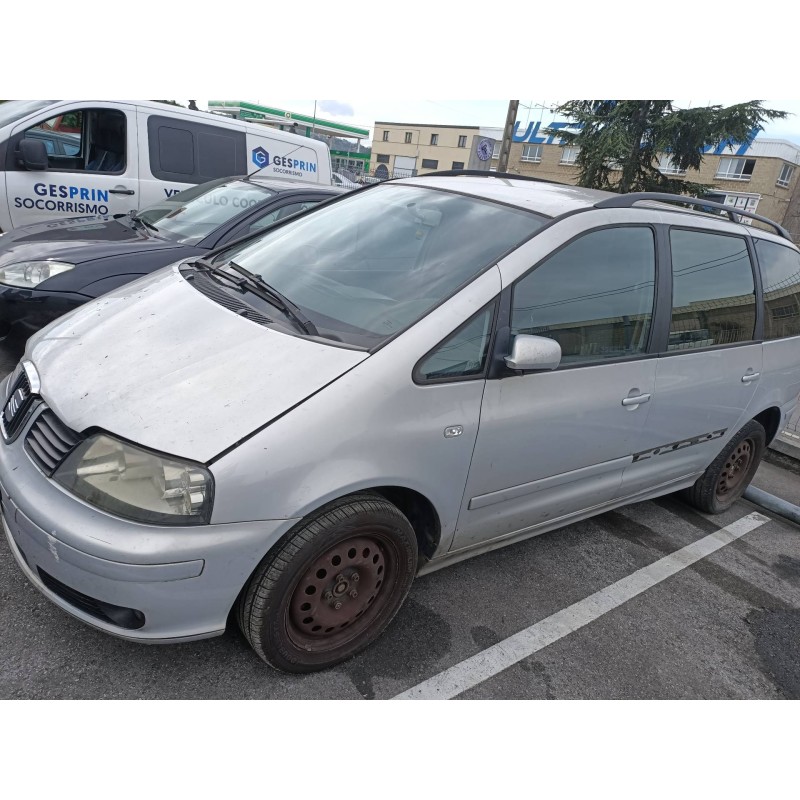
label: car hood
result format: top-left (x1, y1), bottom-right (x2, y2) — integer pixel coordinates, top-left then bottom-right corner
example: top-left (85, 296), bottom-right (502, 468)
top-left (25, 266), bottom-right (369, 463)
top-left (0, 216), bottom-right (185, 267)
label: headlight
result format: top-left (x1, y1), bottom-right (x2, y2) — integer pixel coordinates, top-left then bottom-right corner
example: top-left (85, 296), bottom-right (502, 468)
top-left (53, 434), bottom-right (214, 525)
top-left (0, 260), bottom-right (75, 288)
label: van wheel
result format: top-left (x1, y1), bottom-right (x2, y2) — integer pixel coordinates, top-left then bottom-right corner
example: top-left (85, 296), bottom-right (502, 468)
top-left (682, 420), bottom-right (766, 514)
top-left (237, 493), bottom-right (417, 673)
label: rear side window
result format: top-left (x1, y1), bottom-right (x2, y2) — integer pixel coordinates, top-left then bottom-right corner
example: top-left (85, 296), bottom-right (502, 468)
top-left (147, 115), bottom-right (246, 184)
top-left (754, 239), bottom-right (800, 340)
top-left (511, 226), bottom-right (656, 365)
top-left (669, 229), bottom-right (756, 350)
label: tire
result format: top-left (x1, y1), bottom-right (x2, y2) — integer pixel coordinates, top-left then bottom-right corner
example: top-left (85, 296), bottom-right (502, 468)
top-left (237, 493), bottom-right (418, 673)
top-left (682, 420), bottom-right (766, 514)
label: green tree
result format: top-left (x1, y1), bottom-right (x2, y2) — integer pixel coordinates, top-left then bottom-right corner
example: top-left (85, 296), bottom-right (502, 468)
top-left (545, 100), bottom-right (789, 195)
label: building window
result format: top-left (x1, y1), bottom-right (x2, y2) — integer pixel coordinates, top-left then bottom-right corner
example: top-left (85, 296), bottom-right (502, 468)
top-left (452, 161), bottom-right (464, 170)
top-left (777, 163), bottom-right (795, 188)
top-left (421, 158), bottom-right (439, 169)
top-left (560, 146), bottom-right (580, 165)
top-left (382, 130), bottom-right (389, 142)
top-left (458, 135), bottom-right (467, 148)
top-left (657, 154), bottom-right (686, 175)
top-left (521, 144), bottom-right (542, 163)
top-left (404, 132), bottom-right (412, 144)
top-left (430, 133), bottom-right (438, 146)
top-left (492, 141), bottom-right (501, 159)
top-left (376, 153), bottom-right (390, 163)
top-left (716, 157), bottom-right (756, 181)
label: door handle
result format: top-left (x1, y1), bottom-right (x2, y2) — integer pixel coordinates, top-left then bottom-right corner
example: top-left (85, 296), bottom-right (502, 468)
top-left (621, 393), bottom-right (651, 407)
top-left (108, 188), bottom-right (135, 195)
top-left (741, 372), bottom-right (760, 384)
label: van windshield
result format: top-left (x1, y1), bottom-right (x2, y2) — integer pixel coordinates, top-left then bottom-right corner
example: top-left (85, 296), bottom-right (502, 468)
top-left (0, 100), bottom-right (57, 130)
top-left (216, 183), bottom-right (546, 347)
top-left (138, 178), bottom-right (275, 244)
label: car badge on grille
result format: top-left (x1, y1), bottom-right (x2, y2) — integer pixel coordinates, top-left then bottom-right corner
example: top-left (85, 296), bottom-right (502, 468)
top-left (3, 388), bottom-right (26, 426)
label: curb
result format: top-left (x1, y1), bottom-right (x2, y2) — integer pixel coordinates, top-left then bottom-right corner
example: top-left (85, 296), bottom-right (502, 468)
top-left (743, 486), bottom-right (800, 527)
top-left (770, 432), bottom-right (800, 464)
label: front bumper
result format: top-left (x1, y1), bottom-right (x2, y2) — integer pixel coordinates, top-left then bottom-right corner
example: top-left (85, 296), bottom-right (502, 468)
top-left (0, 401), bottom-right (297, 643)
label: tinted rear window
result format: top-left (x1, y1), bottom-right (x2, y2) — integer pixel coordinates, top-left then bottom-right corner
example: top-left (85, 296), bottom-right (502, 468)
top-left (754, 238), bottom-right (800, 340)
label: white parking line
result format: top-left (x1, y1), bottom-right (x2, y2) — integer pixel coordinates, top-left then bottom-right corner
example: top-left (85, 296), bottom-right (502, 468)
top-left (393, 511), bottom-right (771, 700)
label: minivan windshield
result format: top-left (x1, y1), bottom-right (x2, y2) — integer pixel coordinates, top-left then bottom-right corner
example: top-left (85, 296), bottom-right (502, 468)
top-left (138, 178), bottom-right (275, 244)
top-left (0, 100), bottom-right (57, 130)
top-left (216, 183), bottom-right (546, 347)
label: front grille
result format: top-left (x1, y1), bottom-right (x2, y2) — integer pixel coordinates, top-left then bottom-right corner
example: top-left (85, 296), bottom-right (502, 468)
top-left (24, 408), bottom-right (82, 476)
top-left (1, 370), bottom-right (35, 442)
top-left (38, 568), bottom-right (145, 630)
top-left (183, 269), bottom-right (274, 326)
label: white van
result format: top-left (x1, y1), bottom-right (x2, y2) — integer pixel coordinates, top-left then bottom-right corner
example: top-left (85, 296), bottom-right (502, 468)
top-left (0, 100), bottom-right (333, 232)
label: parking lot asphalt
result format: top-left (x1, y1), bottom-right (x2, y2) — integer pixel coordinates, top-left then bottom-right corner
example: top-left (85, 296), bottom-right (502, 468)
top-left (0, 357), bottom-right (798, 699)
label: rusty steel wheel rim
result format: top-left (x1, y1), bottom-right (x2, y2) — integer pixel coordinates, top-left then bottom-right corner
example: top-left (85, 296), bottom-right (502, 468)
top-left (287, 534), bottom-right (395, 651)
top-left (716, 438), bottom-right (754, 500)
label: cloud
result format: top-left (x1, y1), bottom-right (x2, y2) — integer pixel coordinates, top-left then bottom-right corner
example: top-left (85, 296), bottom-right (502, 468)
top-left (318, 100), bottom-right (354, 117)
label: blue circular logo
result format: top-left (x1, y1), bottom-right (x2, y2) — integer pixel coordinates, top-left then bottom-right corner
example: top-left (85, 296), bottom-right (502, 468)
top-left (477, 139), bottom-right (493, 162)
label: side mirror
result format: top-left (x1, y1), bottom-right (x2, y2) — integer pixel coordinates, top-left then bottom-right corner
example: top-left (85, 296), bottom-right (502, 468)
top-left (18, 138), bottom-right (49, 171)
top-left (504, 334), bottom-right (562, 372)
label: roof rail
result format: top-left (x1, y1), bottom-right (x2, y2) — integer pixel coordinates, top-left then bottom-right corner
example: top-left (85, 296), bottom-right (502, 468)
top-left (594, 192), bottom-right (793, 241)
top-left (421, 169), bottom-right (568, 186)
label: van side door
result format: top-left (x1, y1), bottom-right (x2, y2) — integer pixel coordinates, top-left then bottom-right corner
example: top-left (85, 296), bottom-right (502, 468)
top-left (618, 224), bottom-right (763, 497)
top-left (451, 223), bottom-right (661, 553)
top-left (6, 102), bottom-right (138, 227)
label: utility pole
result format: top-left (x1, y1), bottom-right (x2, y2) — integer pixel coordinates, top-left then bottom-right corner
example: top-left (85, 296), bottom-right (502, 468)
top-left (498, 100), bottom-right (519, 173)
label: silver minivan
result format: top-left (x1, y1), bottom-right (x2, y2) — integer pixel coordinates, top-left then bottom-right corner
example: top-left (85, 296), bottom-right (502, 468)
top-left (2, 174), bottom-right (799, 673)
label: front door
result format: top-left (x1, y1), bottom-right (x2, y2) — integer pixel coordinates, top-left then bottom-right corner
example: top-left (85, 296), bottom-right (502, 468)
top-left (452, 225), bottom-right (661, 552)
top-left (8, 103), bottom-right (138, 227)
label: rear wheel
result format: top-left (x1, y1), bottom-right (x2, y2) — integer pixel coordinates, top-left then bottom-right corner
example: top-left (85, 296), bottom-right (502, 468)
top-left (237, 493), bottom-right (417, 673)
top-left (682, 420), bottom-right (766, 513)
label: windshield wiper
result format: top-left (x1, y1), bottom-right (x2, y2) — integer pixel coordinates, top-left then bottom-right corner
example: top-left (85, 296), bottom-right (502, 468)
top-left (129, 211), bottom-right (159, 233)
top-left (225, 260), bottom-right (319, 336)
top-left (190, 259), bottom-right (318, 336)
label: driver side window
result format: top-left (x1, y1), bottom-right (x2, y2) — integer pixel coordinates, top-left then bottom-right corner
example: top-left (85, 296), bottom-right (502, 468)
top-left (511, 226), bottom-right (656, 365)
top-left (21, 109), bottom-right (127, 173)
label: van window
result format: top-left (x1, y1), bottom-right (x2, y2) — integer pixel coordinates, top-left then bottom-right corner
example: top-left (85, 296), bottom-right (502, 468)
top-left (20, 109), bottom-right (126, 173)
top-left (754, 239), bottom-right (800, 340)
top-left (147, 115), bottom-right (246, 184)
top-left (511, 226), bottom-right (656, 364)
top-left (669, 229), bottom-right (756, 350)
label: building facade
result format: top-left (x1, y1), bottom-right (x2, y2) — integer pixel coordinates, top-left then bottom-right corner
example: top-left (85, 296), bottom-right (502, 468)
top-left (371, 122), bottom-right (500, 178)
top-left (370, 119), bottom-right (800, 237)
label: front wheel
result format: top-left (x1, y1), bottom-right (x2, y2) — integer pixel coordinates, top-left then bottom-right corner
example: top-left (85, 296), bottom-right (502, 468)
top-left (237, 493), bottom-right (418, 673)
top-left (682, 420), bottom-right (766, 514)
